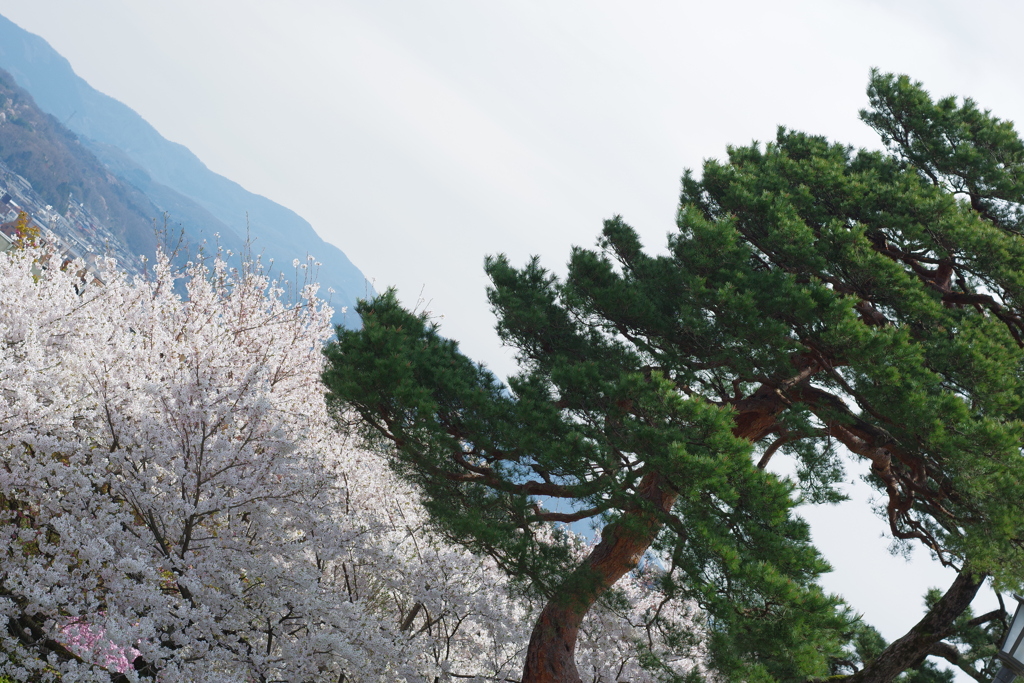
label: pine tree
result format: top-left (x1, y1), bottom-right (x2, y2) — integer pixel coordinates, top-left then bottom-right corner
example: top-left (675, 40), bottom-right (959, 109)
top-left (323, 71), bottom-right (1024, 682)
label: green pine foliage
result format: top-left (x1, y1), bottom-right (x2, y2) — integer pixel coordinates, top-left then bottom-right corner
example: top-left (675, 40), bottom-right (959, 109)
top-left (323, 71), bottom-right (1024, 681)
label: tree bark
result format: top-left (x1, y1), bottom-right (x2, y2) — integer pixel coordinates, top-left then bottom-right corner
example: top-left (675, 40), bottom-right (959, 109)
top-left (520, 391), bottom-right (787, 683)
top-left (522, 471), bottom-right (678, 683)
top-left (844, 570), bottom-right (984, 683)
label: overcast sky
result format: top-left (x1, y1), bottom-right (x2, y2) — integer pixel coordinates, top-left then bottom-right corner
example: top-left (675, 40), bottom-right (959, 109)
top-left (2, 1), bottom-right (1021, 675)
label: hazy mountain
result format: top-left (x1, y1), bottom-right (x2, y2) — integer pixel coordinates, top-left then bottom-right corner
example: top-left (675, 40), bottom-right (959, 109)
top-left (0, 13), bottom-right (369, 326)
top-left (0, 68), bottom-right (159, 263)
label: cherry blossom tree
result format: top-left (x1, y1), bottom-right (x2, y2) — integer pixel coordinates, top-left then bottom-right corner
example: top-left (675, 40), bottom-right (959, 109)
top-left (0, 245), bottom-right (697, 682)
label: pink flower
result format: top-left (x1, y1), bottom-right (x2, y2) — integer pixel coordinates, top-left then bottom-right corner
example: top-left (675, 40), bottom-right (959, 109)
top-left (59, 617), bottom-right (139, 673)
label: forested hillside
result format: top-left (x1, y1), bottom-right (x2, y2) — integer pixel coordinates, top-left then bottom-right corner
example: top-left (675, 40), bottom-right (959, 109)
top-left (0, 13), bottom-right (371, 327)
top-left (0, 69), bottom-right (157, 261)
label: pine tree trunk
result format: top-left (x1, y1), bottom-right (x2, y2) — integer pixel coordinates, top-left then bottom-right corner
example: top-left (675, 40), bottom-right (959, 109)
top-left (844, 571), bottom-right (984, 683)
top-left (521, 472), bottom-right (678, 683)
top-left (522, 599), bottom-right (588, 683)
top-left (520, 390), bottom-right (785, 682)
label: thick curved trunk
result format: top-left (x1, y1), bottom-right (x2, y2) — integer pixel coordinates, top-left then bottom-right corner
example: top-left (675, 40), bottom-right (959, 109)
top-left (522, 597), bottom-right (588, 683)
top-left (522, 471), bottom-right (678, 683)
top-left (846, 570), bottom-right (984, 683)
top-left (521, 396), bottom-right (783, 683)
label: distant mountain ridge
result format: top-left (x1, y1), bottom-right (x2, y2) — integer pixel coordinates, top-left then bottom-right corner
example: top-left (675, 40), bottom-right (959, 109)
top-left (0, 13), bottom-right (370, 326)
top-left (0, 67), bottom-right (157, 267)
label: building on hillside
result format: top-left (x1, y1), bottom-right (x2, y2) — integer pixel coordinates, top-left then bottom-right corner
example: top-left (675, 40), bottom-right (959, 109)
top-left (0, 223), bottom-right (14, 253)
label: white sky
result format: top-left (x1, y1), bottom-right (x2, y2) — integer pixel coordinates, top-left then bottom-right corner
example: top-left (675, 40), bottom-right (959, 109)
top-left (2, 0), bottom-right (1020, 675)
